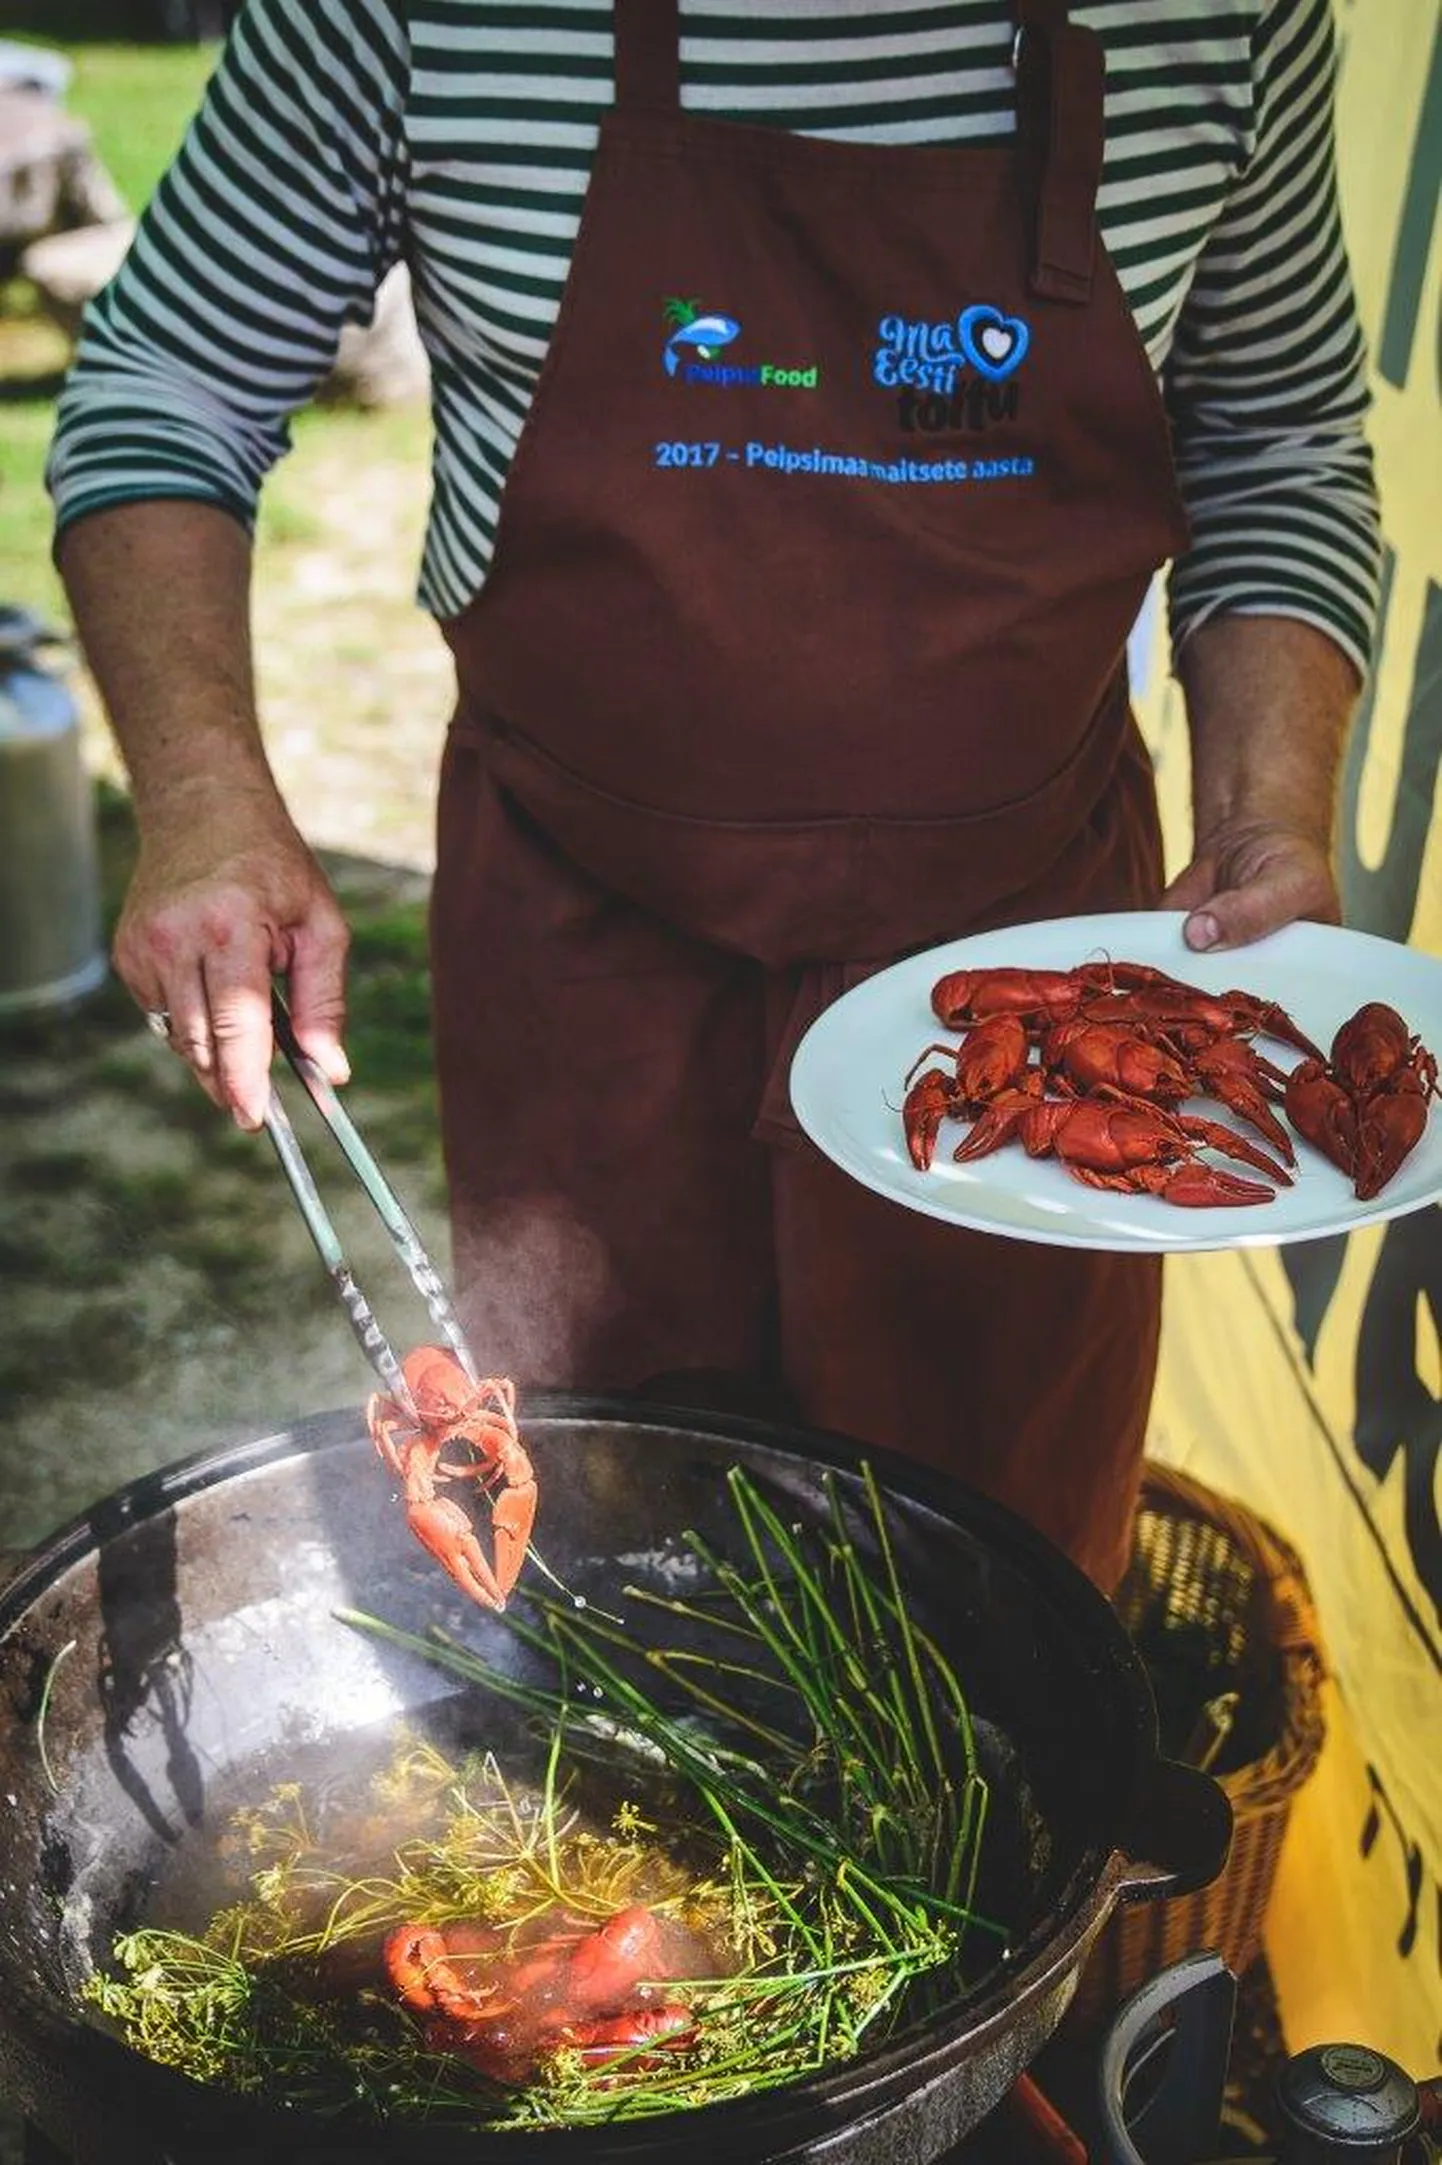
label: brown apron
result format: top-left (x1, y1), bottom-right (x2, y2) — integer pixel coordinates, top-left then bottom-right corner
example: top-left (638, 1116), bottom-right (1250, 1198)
top-left (432, 0), bottom-right (1190, 1590)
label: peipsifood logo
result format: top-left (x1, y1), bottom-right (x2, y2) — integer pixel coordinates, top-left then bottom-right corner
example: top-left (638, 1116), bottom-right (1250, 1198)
top-left (662, 298), bottom-right (819, 388)
top-left (874, 303), bottom-right (1030, 435)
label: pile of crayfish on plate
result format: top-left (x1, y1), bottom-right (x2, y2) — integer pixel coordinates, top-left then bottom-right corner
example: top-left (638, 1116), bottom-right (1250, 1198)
top-left (902, 959), bottom-right (1438, 1208)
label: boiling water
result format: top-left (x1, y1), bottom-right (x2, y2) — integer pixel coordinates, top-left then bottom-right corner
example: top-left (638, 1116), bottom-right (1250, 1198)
top-left (85, 1701), bottom-right (735, 2126)
top-left (140, 1697), bottom-right (687, 1940)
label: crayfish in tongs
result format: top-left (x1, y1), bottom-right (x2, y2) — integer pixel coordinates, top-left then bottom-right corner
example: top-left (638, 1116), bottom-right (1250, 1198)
top-left (259, 990), bottom-right (537, 1609)
top-left (1284, 1002), bottom-right (1438, 1200)
top-left (368, 1349), bottom-right (535, 1610)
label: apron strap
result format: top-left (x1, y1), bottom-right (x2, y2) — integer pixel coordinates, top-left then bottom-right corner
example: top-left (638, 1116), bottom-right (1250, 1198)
top-left (1015, 0), bottom-right (1106, 304)
top-left (614, 0), bottom-right (1103, 301)
top-left (614, 0), bottom-right (681, 112)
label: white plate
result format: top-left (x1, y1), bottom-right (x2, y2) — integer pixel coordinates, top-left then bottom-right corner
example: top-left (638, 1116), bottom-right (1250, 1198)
top-left (788, 912), bottom-right (1442, 1252)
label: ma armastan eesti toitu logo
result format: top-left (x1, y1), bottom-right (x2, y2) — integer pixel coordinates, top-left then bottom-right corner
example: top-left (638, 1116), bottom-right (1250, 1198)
top-left (662, 298), bottom-right (818, 387)
top-left (874, 304), bottom-right (1031, 389)
top-left (873, 303), bottom-right (1031, 434)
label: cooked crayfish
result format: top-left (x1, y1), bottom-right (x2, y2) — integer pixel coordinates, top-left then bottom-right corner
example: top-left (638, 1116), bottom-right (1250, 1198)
top-left (383, 1904), bottom-right (708, 2085)
top-left (1038, 1018), bottom-right (1193, 1105)
top-left (1284, 1001), bottom-right (1437, 1199)
top-left (1036, 1020), bottom-right (1297, 1161)
top-left (905, 954), bottom-right (1340, 1205)
top-left (902, 1013), bottom-right (1035, 1170)
top-left (930, 959), bottom-right (1324, 1060)
top-left (1183, 1036), bottom-right (1295, 1162)
top-left (907, 960), bottom-right (1439, 1209)
top-left (951, 1086), bottom-right (1290, 1205)
top-left (367, 1345), bottom-right (535, 1609)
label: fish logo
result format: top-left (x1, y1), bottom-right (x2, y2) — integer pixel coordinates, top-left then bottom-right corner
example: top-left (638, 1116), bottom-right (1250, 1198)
top-left (663, 296), bottom-right (741, 377)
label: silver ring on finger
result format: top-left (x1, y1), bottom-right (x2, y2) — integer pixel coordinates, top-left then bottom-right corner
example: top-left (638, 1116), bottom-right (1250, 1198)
top-left (144, 1008), bottom-right (173, 1041)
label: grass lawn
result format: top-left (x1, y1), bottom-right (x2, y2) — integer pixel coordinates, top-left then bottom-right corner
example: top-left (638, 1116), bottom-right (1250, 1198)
top-left (45, 39), bottom-right (217, 215)
top-left (1, 38), bottom-right (220, 616)
top-left (0, 332), bottom-right (71, 619)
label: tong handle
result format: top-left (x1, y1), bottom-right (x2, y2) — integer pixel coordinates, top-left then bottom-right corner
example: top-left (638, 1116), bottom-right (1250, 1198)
top-left (269, 991), bottom-right (477, 1382)
top-left (263, 1084), bottom-right (412, 1407)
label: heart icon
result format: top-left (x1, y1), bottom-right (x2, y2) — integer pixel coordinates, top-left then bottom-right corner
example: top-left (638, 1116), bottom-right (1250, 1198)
top-left (958, 303), bottom-right (1030, 381)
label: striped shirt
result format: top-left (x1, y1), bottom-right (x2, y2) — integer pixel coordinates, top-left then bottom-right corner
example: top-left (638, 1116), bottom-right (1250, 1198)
top-left (47, 0), bottom-right (1381, 672)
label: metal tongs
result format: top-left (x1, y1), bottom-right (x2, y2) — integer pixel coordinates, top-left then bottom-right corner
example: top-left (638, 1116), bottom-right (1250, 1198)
top-left (263, 989), bottom-right (476, 1415)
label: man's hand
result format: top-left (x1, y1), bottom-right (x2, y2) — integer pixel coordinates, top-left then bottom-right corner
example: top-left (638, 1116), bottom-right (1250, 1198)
top-left (1162, 820), bottom-right (1340, 952)
top-left (56, 502), bottom-right (351, 1127)
top-left (1167, 611), bottom-right (1360, 953)
top-left (116, 785), bottom-right (351, 1128)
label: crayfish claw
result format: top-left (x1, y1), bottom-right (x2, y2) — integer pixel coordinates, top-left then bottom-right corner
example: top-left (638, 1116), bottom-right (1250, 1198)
top-left (488, 1480), bottom-right (537, 1606)
top-left (951, 1085), bottom-right (1048, 1163)
top-left (1353, 1084), bottom-right (1430, 1201)
top-left (902, 1067), bottom-right (958, 1171)
top-left (406, 1494), bottom-right (512, 1609)
top-left (1158, 1162), bottom-right (1276, 1208)
top-left (1231, 996), bottom-right (1326, 1064)
top-left (1174, 1113), bottom-right (1294, 1186)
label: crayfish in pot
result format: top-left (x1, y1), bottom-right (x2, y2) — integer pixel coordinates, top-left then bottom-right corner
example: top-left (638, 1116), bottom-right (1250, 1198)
top-left (383, 1904), bottom-right (714, 2086)
top-left (1283, 1001), bottom-right (1438, 1199)
top-left (367, 1345), bottom-right (536, 1609)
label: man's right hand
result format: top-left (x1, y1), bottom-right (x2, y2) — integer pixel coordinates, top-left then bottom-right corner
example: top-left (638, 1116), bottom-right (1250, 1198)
top-left (116, 784), bottom-right (351, 1130)
top-left (56, 501), bottom-right (352, 1131)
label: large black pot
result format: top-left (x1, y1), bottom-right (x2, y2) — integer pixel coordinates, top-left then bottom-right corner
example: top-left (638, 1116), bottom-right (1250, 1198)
top-left (0, 1400), bottom-right (1230, 2165)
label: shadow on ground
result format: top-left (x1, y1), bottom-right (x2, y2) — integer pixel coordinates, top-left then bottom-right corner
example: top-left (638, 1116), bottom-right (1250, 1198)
top-left (0, 784), bottom-right (449, 1551)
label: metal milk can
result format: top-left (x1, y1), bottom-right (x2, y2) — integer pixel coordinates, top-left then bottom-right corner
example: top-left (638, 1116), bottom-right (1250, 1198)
top-left (0, 606), bottom-right (106, 1013)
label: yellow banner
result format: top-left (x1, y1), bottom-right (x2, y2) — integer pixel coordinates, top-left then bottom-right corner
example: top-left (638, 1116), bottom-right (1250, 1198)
top-left (1136, 0), bottom-right (1441, 2066)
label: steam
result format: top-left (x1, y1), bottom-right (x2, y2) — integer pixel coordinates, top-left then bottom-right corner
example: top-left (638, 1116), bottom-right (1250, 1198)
top-left (451, 1195), bottom-right (615, 1388)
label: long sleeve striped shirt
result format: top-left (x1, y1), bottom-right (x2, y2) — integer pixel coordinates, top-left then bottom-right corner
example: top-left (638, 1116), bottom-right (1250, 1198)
top-left (47, 0), bottom-right (1381, 674)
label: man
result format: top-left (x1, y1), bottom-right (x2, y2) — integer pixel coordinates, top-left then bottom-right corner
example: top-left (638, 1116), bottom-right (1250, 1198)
top-left (48, 0), bottom-right (1379, 1590)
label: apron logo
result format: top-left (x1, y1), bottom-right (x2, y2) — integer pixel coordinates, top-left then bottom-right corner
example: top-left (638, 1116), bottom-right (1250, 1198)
top-left (662, 297), bottom-right (819, 388)
top-left (663, 296), bottom-right (742, 377)
top-left (873, 304), bottom-right (1031, 395)
top-left (958, 304), bottom-right (1030, 381)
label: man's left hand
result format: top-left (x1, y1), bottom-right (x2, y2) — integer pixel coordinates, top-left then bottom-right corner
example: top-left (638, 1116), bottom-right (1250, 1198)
top-left (1162, 819), bottom-right (1341, 954)
top-left (1170, 612), bottom-right (1360, 956)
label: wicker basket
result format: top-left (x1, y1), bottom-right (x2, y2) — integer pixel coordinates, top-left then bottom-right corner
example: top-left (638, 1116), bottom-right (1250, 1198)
top-left (1064, 1460), bottom-right (1327, 2035)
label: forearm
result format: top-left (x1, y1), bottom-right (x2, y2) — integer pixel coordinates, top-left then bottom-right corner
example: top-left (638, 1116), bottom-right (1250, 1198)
top-left (1164, 611), bottom-right (1363, 950)
top-left (57, 500), bottom-right (284, 824)
top-left (1179, 612), bottom-right (1360, 852)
